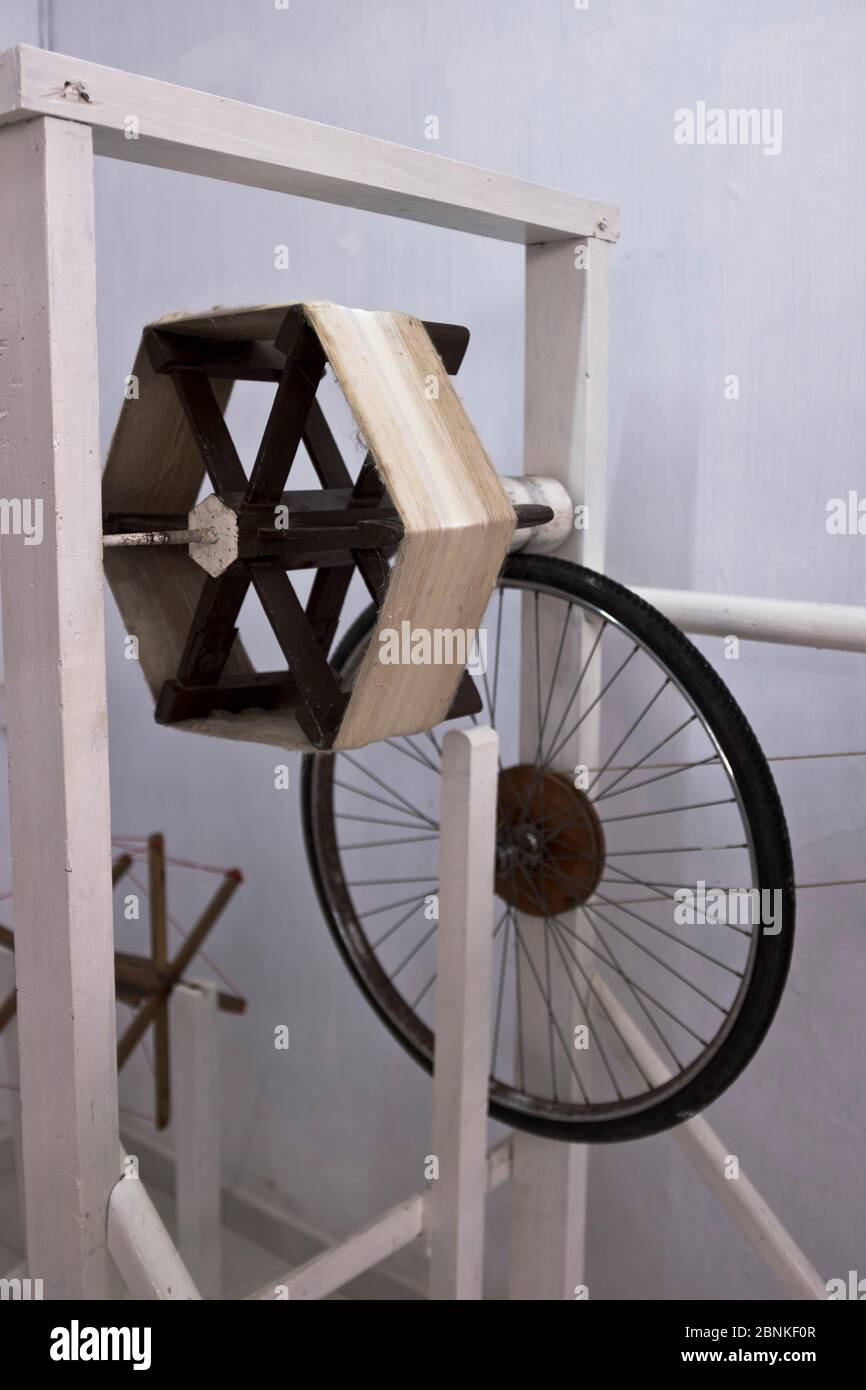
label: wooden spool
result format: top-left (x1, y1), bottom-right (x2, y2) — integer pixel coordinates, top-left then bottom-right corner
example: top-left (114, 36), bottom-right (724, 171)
top-left (102, 301), bottom-right (516, 751)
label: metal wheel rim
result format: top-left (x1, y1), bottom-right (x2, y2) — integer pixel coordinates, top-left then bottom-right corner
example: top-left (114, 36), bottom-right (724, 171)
top-left (307, 574), bottom-right (767, 1130)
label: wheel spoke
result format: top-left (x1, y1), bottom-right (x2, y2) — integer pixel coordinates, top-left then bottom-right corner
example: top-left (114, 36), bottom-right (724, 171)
top-left (595, 753), bottom-right (719, 805)
top-left (600, 862), bottom-right (754, 938)
top-left (511, 916), bottom-right (589, 1102)
top-left (384, 736), bottom-right (440, 774)
top-left (339, 752), bottom-right (439, 828)
top-left (582, 902), bottom-right (729, 1012)
top-left (540, 617), bottom-right (606, 769)
top-left (388, 919), bottom-right (439, 981)
top-left (547, 917), bottom-right (646, 1093)
top-left (371, 899), bottom-right (429, 950)
top-left (598, 797), bottom-right (735, 825)
top-left (358, 893), bottom-right (433, 921)
top-left (491, 909), bottom-right (512, 1077)
top-left (334, 777), bottom-right (435, 826)
top-left (544, 641), bottom-right (639, 770)
top-left (593, 714), bottom-right (699, 801)
top-left (587, 677), bottom-right (670, 793)
top-left (306, 568), bottom-right (787, 1136)
top-left (533, 603), bottom-right (573, 767)
top-left (336, 812), bottom-right (438, 831)
top-left (590, 888), bottom-right (744, 976)
top-left (568, 909), bottom-right (688, 1066)
top-left (337, 834), bottom-right (439, 850)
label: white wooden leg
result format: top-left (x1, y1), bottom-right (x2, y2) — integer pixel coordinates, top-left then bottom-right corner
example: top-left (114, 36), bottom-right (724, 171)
top-left (0, 116), bottom-right (121, 1298)
top-left (0, 946), bottom-right (24, 1255)
top-left (171, 982), bottom-right (222, 1299)
top-left (590, 975), bottom-right (826, 1300)
top-left (428, 726), bottom-right (499, 1300)
top-left (511, 236), bottom-right (609, 1300)
top-left (108, 1164), bottom-right (202, 1301)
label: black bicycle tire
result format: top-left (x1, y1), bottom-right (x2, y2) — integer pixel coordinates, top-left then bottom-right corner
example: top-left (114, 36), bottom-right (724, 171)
top-left (301, 554), bottom-right (795, 1142)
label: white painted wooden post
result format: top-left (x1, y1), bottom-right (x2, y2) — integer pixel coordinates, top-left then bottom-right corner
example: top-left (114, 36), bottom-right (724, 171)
top-left (511, 235), bottom-right (609, 1301)
top-left (428, 726), bottom-right (499, 1300)
top-left (0, 116), bottom-right (122, 1298)
top-left (0, 945), bottom-right (24, 1253)
top-left (172, 982), bottom-right (222, 1299)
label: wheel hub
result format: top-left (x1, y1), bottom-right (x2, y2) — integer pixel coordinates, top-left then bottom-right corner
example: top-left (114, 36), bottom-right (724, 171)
top-left (494, 763), bottom-right (605, 917)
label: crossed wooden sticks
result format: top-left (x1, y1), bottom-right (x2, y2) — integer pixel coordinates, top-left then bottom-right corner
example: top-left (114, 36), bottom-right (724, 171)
top-left (0, 833), bottom-right (245, 1129)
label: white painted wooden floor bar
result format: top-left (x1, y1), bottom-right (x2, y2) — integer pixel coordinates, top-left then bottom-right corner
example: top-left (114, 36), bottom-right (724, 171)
top-left (0, 44), bottom-right (844, 1301)
top-left (591, 978), bottom-right (826, 1300)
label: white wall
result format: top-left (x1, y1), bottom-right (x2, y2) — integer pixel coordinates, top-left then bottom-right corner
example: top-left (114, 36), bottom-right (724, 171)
top-left (1, 0), bottom-right (864, 1299)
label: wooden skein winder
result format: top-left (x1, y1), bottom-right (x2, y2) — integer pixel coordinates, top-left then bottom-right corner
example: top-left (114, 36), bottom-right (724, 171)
top-left (102, 301), bottom-right (567, 751)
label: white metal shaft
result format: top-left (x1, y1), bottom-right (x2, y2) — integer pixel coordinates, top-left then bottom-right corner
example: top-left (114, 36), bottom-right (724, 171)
top-left (636, 587), bottom-right (866, 653)
top-left (428, 725), bottom-right (499, 1301)
top-left (102, 527), bottom-right (215, 547)
top-left (503, 475), bottom-right (574, 553)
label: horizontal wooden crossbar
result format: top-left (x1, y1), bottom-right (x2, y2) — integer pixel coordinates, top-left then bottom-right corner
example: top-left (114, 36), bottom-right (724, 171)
top-left (0, 46), bottom-right (619, 245)
top-left (635, 587), bottom-right (866, 653)
top-left (248, 1139), bottom-right (513, 1301)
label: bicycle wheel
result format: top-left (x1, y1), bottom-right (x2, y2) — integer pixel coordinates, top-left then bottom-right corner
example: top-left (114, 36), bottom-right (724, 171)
top-left (302, 554), bottom-right (794, 1141)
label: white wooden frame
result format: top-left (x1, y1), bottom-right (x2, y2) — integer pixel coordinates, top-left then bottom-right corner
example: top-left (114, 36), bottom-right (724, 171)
top-left (0, 43), bottom-right (853, 1300)
top-left (171, 983), bottom-right (222, 1299)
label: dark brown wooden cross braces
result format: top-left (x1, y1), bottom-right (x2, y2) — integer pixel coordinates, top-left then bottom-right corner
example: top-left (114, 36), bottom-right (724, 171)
top-left (103, 310), bottom-right (551, 749)
top-left (0, 834), bottom-right (245, 1131)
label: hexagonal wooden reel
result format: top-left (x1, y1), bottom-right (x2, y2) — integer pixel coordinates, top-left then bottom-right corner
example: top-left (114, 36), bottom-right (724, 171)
top-left (102, 301), bottom-right (532, 750)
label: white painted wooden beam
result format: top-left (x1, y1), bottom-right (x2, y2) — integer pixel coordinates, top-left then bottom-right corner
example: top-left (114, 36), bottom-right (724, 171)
top-left (0, 946), bottom-right (23, 1254)
top-left (171, 983), bottom-right (222, 1300)
top-left (0, 46), bottom-right (618, 246)
top-left (253, 1193), bottom-right (425, 1302)
top-left (107, 1168), bottom-right (202, 1300)
top-left (0, 115), bottom-right (121, 1299)
top-left (524, 237), bottom-right (609, 573)
top-left (428, 726), bottom-right (499, 1301)
top-left (635, 587), bottom-right (866, 653)
top-left (591, 976), bottom-right (826, 1301)
top-left (511, 235), bottom-right (610, 1301)
top-left (248, 1139), bottom-right (512, 1301)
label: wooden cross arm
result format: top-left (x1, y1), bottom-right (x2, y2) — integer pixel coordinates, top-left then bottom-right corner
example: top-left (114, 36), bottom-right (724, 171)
top-left (114, 951), bottom-right (245, 1016)
top-left (116, 869), bottom-right (242, 1068)
top-left (0, 858), bottom-right (244, 1056)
